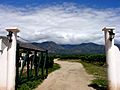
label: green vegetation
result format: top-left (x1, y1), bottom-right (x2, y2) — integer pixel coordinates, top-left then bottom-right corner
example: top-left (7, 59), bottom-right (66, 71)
top-left (59, 54), bottom-right (107, 90)
top-left (17, 57), bottom-right (60, 90)
top-left (48, 63), bottom-right (60, 73)
top-left (17, 54), bottom-right (107, 90)
top-left (59, 54), bottom-right (106, 66)
top-left (80, 61), bottom-right (107, 89)
top-left (17, 78), bottom-right (42, 90)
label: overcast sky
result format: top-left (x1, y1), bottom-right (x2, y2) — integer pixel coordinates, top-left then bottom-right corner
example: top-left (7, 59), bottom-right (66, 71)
top-left (0, 0), bottom-right (120, 44)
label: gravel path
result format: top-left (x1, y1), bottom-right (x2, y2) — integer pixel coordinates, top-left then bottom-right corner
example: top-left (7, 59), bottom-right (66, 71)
top-left (35, 59), bottom-right (95, 90)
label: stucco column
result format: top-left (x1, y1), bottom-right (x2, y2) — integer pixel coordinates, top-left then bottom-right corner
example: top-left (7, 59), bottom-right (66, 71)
top-left (6, 27), bottom-right (20, 90)
top-left (102, 27), bottom-right (118, 90)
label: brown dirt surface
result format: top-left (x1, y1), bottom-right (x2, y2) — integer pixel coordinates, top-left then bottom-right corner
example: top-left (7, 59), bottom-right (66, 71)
top-left (35, 59), bottom-right (95, 90)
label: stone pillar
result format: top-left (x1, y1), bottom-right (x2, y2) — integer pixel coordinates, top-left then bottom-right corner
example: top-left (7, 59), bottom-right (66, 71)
top-left (6, 27), bottom-right (20, 90)
top-left (102, 27), bottom-right (120, 90)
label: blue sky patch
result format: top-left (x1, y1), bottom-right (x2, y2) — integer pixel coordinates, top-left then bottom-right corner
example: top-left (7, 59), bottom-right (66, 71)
top-left (0, 0), bottom-right (120, 8)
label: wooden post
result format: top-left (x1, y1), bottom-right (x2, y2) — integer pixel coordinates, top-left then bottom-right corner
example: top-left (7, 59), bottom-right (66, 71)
top-left (37, 52), bottom-right (42, 75)
top-left (34, 51), bottom-right (38, 77)
top-left (45, 50), bottom-right (48, 78)
top-left (30, 54), bottom-right (34, 77)
top-left (27, 51), bottom-right (30, 80)
top-left (15, 44), bottom-right (20, 89)
top-left (41, 52), bottom-right (44, 79)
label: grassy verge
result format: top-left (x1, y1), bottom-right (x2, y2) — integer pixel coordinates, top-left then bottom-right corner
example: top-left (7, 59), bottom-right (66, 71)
top-left (80, 61), bottom-right (107, 89)
top-left (17, 63), bottom-right (60, 90)
top-left (48, 63), bottom-right (61, 74)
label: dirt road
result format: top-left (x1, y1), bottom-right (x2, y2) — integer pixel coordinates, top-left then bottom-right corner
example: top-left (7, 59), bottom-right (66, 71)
top-left (36, 59), bottom-right (95, 90)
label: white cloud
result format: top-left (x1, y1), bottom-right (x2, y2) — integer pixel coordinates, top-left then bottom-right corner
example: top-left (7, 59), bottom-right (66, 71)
top-left (0, 4), bottom-right (120, 44)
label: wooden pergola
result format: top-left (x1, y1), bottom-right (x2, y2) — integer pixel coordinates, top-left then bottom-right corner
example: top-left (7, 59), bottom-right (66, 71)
top-left (0, 36), bottom-right (48, 88)
top-left (16, 40), bottom-right (49, 86)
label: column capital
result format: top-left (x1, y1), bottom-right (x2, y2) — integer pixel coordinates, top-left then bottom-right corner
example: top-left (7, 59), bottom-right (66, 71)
top-left (102, 27), bottom-right (115, 31)
top-left (6, 27), bottom-right (20, 33)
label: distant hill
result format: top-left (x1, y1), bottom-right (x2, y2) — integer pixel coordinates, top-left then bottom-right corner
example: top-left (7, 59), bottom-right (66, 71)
top-left (33, 41), bottom-right (64, 53)
top-left (33, 41), bottom-right (106, 54)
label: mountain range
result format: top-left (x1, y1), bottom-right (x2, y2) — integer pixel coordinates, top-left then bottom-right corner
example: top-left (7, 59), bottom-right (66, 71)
top-left (33, 41), bottom-right (107, 54)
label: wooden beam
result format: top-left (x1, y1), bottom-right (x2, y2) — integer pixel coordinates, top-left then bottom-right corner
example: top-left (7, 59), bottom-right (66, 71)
top-left (15, 43), bottom-right (20, 89)
top-left (34, 51), bottom-right (38, 77)
top-left (27, 51), bottom-right (30, 80)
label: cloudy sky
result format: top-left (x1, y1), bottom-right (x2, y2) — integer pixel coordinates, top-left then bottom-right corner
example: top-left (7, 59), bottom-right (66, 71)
top-left (0, 0), bottom-right (120, 44)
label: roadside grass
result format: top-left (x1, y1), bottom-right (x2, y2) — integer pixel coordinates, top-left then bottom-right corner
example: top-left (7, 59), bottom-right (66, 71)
top-left (80, 61), bottom-right (108, 89)
top-left (17, 63), bottom-right (60, 90)
top-left (48, 63), bottom-right (61, 74)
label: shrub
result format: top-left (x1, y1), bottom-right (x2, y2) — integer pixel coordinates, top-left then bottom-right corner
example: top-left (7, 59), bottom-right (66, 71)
top-left (92, 79), bottom-right (108, 88)
top-left (79, 54), bottom-right (106, 66)
top-left (17, 83), bottom-right (31, 90)
top-left (17, 63), bottom-right (60, 90)
top-left (59, 54), bottom-right (106, 66)
top-left (47, 56), bottom-right (54, 68)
